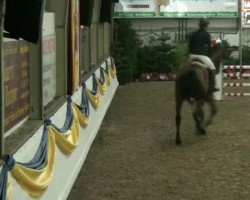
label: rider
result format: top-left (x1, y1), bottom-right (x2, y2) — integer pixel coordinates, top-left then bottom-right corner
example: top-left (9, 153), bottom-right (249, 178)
top-left (188, 18), bottom-right (219, 92)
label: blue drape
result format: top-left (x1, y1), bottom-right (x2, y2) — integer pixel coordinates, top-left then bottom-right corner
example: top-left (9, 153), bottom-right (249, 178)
top-left (16, 123), bottom-right (49, 170)
top-left (89, 74), bottom-right (98, 95)
top-left (74, 83), bottom-right (90, 117)
top-left (98, 67), bottom-right (105, 85)
top-left (0, 155), bottom-right (15, 200)
top-left (52, 98), bottom-right (74, 133)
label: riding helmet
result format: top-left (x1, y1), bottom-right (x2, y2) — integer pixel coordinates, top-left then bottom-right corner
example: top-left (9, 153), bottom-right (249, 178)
top-left (199, 18), bottom-right (209, 29)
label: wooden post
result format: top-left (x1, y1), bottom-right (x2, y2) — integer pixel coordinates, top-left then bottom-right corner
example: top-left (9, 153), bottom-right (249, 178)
top-left (214, 62), bottom-right (223, 101)
top-left (0, 0), bottom-right (6, 157)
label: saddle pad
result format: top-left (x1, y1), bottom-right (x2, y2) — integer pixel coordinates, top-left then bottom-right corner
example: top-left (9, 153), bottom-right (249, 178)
top-left (190, 61), bottom-right (207, 69)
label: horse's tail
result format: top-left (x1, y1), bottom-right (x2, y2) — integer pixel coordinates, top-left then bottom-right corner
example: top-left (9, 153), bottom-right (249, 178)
top-left (178, 68), bottom-right (207, 99)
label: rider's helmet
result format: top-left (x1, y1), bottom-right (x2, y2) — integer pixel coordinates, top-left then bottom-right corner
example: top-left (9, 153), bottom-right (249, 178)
top-left (199, 18), bottom-right (209, 29)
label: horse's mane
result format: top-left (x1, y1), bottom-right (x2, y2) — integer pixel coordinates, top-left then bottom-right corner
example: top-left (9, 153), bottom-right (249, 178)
top-left (210, 44), bottom-right (224, 71)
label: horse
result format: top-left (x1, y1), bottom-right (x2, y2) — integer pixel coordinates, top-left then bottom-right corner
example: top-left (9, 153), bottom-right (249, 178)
top-left (175, 43), bottom-right (224, 145)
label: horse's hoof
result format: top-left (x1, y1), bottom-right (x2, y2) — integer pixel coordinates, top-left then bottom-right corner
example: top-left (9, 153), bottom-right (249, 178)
top-left (196, 128), bottom-right (206, 135)
top-left (206, 120), bottom-right (212, 126)
top-left (176, 139), bottom-right (182, 145)
top-left (213, 108), bottom-right (218, 115)
top-left (199, 128), bottom-right (206, 135)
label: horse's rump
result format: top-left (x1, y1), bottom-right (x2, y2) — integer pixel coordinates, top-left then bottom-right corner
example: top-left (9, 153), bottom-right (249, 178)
top-left (176, 62), bottom-right (209, 100)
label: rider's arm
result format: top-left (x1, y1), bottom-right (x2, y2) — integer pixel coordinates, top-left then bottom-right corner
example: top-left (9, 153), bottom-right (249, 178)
top-left (188, 33), bottom-right (194, 53)
top-left (206, 32), bottom-right (211, 56)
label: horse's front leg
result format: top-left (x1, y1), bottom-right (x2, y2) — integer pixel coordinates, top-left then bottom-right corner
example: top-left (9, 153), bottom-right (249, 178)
top-left (193, 101), bottom-right (206, 135)
top-left (175, 96), bottom-right (183, 145)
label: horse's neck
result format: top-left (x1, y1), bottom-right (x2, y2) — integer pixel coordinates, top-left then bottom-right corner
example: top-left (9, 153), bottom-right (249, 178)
top-left (210, 47), bottom-right (223, 63)
top-left (210, 47), bottom-right (223, 69)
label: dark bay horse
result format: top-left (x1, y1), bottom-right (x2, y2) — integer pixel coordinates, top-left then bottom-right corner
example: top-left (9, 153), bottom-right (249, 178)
top-left (175, 44), bottom-right (224, 145)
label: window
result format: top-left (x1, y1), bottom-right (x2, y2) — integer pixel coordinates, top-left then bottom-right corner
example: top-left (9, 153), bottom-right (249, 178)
top-left (79, 26), bottom-right (91, 82)
top-left (3, 39), bottom-right (30, 135)
top-left (1, 0), bottom-right (114, 152)
top-left (2, 1), bottom-right (69, 141)
top-left (104, 23), bottom-right (111, 58)
top-left (90, 0), bottom-right (101, 69)
top-left (42, 12), bottom-right (56, 106)
top-left (90, 24), bottom-right (98, 68)
top-left (98, 23), bottom-right (104, 62)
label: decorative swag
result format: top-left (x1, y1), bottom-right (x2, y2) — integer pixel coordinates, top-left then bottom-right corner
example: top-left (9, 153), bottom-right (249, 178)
top-left (0, 60), bottom-right (117, 200)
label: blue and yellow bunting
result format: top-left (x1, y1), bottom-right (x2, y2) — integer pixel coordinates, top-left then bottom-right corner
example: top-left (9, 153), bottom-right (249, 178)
top-left (0, 60), bottom-right (117, 199)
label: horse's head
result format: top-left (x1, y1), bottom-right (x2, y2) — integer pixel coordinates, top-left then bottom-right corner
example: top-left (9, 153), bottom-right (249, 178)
top-left (210, 42), bottom-right (224, 73)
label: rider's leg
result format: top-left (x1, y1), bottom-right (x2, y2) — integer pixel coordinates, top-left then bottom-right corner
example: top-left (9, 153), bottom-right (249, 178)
top-left (198, 56), bottom-right (219, 92)
top-left (207, 69), bottom-right (219, 92)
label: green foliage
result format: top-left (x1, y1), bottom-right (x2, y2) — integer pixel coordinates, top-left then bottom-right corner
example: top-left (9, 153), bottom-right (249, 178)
top-left (172, 42), bottom-right (189, 72)
top-left (221, 39), bottom-right (239, 65)
top-left (111, 19), bottom-right (250, 83)
top-left (111, 19), bottom-right (140, 85)
top-left (214, 40), bottom-right (250, 65)
top-left (136, 33), bottom-right (176, 77)
top-left (242, 45), bottom-right (250, 65)
top-left (222, 40), bottom-right (250, 65)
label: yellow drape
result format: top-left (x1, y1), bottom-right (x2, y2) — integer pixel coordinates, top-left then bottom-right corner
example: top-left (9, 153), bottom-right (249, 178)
top-left (51, 104), bottom-right (79, 154)
top-left (11, 129), bottom-right (56, 197)
top-left (104, 69), bottom-right (112, 86)
top-left (96, 77), bottom-right (107, 95)
top-left (8, 69), bottom-right (114, 197)
top-left (72, 103), bottom-right (89, 127)
top-left (52, 105), bottom-right (80, 154)
top-left (110, 65), bottom-right (117, 78)
top-left (85, 88), bottom-right (101, 109)
top-left (7, 172), bottom-right (12, 200)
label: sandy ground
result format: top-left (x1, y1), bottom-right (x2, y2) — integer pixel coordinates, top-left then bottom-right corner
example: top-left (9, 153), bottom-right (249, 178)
top-left (67, 81), bottom-right (250, 200)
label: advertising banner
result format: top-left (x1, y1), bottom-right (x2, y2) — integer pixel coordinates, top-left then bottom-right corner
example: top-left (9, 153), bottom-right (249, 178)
top-left (243, 0), bottom-right (250, 9)
top-left (42, 13), bottom-right (56, 106)
top-left (114, 0), bottom-right (238, 18)
top-left (42, 35), bottom-right (56, 106)
top-left (242, 0), bottom-right (250, 27)
top-left (3, 40), bottom-right (30, 132)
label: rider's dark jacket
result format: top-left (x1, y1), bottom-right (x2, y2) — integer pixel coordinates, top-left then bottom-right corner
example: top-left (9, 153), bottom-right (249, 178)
top-left (188, 28), bottom-right (211, 57)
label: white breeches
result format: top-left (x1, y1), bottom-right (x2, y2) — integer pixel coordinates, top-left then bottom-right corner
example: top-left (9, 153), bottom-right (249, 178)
top-left (189, 54), bottom-right (216, 70)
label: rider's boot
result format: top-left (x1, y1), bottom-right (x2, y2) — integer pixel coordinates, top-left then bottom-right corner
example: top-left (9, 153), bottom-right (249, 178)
top-left (208, 69), bottom-right (219, 92)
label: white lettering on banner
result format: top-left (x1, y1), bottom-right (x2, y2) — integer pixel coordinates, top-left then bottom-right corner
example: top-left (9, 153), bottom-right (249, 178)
top-left (114, 0), bottom-right (238, 18)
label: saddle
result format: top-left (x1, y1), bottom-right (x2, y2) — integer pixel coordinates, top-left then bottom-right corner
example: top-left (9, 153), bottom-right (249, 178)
top-left (189, 58), bottom-right (207, 69)
top-left (189, 57), bottom-right (219, 92)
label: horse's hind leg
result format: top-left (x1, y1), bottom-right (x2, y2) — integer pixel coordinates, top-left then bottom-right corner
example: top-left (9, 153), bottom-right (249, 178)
top-left (206, 95), bottom-right (217, 126)
top-left (193, 102), bottom-right (206, 135)
top-left (175, 96), bottom-right (183, 145)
